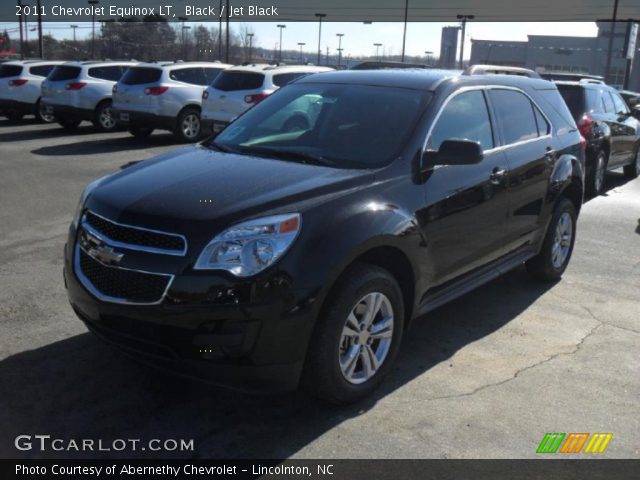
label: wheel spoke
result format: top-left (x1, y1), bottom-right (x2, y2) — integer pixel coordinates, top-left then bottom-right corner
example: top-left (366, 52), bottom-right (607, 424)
top-left (362, 293), bottom-right (383, 328)
top-left (361, 345), bottom-right (380, 377)
top-left (341, 345), bottom-right (360, 378)
top-left (369, 316), bottom-right (393, 339)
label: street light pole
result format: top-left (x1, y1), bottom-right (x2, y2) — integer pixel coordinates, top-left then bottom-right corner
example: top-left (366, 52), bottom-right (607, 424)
top-left (18, 0), bottom-right (24, 59)
top-left (247, 32), bottom-right (254, 62)
top-left (336, 33), bottom-right (344, 67)
top-left (88, 0), bottom-right (99, 59)
top-left (218, 0), bottom-right (222, 60)
top-left (457, 14), bottom-right (474, 70)
top-left (70, 24), bottom-right (78, 42)
top-left (604, 0), bottom-right (620, 84)
top-left (298, 42), bottom-right (305, 63)
top-left (425, 50), bottom-right (433, 66)
top-left (374, 43), bottom-right (382, 62)
top-left (401, 0), bottom-right (409, 62)
top-left (315, 13), bottom-right (326, 65)
top-left (277, 24), bottom-right (286, 62)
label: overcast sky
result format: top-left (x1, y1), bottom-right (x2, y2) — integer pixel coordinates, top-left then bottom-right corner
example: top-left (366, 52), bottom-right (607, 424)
top-left (0, 21), bottom-right (599, 58)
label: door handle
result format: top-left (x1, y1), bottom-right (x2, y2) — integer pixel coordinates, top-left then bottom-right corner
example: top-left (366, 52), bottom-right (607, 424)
top-left (490, 167), bottom-right (507, 184)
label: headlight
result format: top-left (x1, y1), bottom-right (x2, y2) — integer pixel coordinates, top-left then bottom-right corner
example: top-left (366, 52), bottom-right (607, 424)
top-left (72, 176), bottom-right (108, 227)
top-left (194, 213), bottom-right (301, 277)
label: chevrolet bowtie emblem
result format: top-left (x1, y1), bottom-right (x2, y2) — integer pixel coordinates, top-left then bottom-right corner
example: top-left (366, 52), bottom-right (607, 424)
top-left (88, 244), bottom-right (124, 265)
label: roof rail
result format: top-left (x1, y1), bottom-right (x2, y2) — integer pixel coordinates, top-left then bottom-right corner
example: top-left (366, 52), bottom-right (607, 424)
top-left (579, 78), bottom-right (604, 85)
top-left (464, 64), bottom-right (541, 78)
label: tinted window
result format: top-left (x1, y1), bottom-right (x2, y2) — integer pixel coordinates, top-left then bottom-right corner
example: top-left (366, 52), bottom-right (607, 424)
top-left (273, 72), bottom-right (307, 87)
top-left (610, 91), bottom-right (629, 114)
top-left (169, 67), bottom-right (206, 85)
top-left (537, 89), bottom-right (579, 135)
top-left (120, 67), bottom-right (162, 85)
top-left (213, 71), bottom-right (265, 91)
top-left (213, 83), bottom-right (431, 169)
top-left (204, 67), bottom-right (224, 84)
top-left (0, 65), bottom-right (23, 78)
top-left (489, 89), bottom-right (539, 144)
top-left (88, 66), bottom-right (125, 81)
top-left (534, 106), bottom-right (550, 136)
top-left (585, 88), bottom-right (603, 114)
top-left (48, 66), bottom-right (81, 81)
top-left (556, 85), bottom-right (585, 121)
top-left (29, 65), bottom-right (55, 77)
top-left (430, 90), bottom-right (494, 151)
top-left (602, 90), bottom-right (615, 113)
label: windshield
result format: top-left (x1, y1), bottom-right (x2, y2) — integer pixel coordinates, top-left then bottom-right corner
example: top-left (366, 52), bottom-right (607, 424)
top-left (210, 83), bottom-right (431, 169)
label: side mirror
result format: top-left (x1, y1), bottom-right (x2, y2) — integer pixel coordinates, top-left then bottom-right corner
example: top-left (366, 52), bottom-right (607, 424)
top-left (421, 139), bottom-right (483, 170)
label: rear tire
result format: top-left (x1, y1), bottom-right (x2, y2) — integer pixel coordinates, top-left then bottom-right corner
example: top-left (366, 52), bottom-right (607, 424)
top-left (92, 100), bottom-right (118, 132)
top-left (128, 126), bottom-right (154, 138)
top-left (302, 263), bottom-right (404, 404)
top-left (34, 99), bottom-right (54, 123)
top-left (526, 198), bottom-right (577, 282)
top-left (57, 118), bottom-right (81, 130)
top-left (174, 108), bottom-right (202, 143)
top-left (587, 149), bottom-right (607, 197)
top-left (623, 148), bottom-right (640, 179)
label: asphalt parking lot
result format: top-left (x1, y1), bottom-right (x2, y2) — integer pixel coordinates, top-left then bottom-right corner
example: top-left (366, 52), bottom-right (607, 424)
top-left (0, 119), bottom-right (639, 459)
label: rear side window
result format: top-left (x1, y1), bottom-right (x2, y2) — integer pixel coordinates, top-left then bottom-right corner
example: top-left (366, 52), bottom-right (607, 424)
top-left (88, 66), bottom-right (125, 81)
top-left (29, 65), bottom-right (55, 77)
top-left (556, 85), bottom-right (585, 121)
top-left (610, 91), bottom-right (629, 114)
top-left (0, 65), bottom-right (24, 78)
top-left (273, 72), bottom-right (307, 87)
top-left (430, 90), bottom-right (494, 151)
top-left (169, 68), bottom-right (206, 85)
top-left (48, 66), bottom-right (81, 81)
top-left (204, 68), bottom-right (224, 84)
top-left (585, 88), bottom-right (603, 114)
top-left (489, 89), bottom-right (540, 144)
top-left (537, 89), bottom-right (578, 134)
top-left (213, 72), bottom-right (265, 91)
top-left (120, 67), bottom-right (162, 85)
top-left (602, 90), bottom-right (615, 113)
top-left (533, 107), bottom-right (550, 136)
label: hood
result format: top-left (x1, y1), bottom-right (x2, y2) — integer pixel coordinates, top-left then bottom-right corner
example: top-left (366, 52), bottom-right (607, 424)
top-left (86, 145), bottom-right (371, 237)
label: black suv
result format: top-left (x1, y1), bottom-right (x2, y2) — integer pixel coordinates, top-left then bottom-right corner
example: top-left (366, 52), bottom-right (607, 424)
top-left (65, 69), bottom-right (585, 404)
top-left (555, 80), bottom-right (640, 195)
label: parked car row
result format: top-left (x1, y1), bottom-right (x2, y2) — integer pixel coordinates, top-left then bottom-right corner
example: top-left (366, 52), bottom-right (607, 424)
top-left (0, 59), bottom-right (333, 142)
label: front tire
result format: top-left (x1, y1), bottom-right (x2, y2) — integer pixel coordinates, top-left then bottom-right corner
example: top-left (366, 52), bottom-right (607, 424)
top-left (302, 263), bottom-right (404, 404)
top-left (623, 148), bottom-right (640, 179)
top-left (174, 108), bottom-right (202, 143)
top-left (526, 198), bottom-right (577, 282)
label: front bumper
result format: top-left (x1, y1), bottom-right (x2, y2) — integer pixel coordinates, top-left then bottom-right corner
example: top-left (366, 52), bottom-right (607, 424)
top-left (113, 109), bottom-right (176, 131)
top-left (63, 231), bottom-right (315, 393)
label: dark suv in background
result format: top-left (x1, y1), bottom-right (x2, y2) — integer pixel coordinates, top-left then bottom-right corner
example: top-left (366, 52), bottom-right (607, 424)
top-left (65, 67), bottom-right (585, 404)
top-left (555, 80), bottom-right (640, 195)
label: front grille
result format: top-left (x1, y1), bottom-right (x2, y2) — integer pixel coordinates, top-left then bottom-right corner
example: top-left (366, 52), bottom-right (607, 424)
top-left (84, 211), bottom-right (186, 253)
top-left (78, 248), bottom-right (171, 304)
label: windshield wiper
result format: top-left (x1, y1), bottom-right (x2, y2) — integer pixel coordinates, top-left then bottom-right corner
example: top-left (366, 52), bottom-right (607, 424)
top-left (207, 141), bottom-right (241, 154)
top-left (238, 146), bottom-right (336, 166)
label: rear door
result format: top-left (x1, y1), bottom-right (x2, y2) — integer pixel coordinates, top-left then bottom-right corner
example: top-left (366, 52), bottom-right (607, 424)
top-left (608, 89), bottom-right (637, 166)
top-left (421, 88), bottom-right (510, 282)
top-left (488, 88), bottom-right (555, 252)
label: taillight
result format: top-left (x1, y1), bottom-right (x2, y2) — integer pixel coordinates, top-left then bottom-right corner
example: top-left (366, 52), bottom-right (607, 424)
top-left (9, 79), bottom-right (28, 87)
top-left (112, 84), bottom-right (118, 94)
top-left (144, 86), bottom-right (168, 95)
top-left (65, 82), bottom-right (86, 90)
top-left (202, 90), bottom-right (209, 100)
top-left (244, 93), bottom-right (269, 104)
top-left (577, 114), bottom-right (594, 138)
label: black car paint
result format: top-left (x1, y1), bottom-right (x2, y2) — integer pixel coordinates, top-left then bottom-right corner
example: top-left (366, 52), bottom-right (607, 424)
top-left (65, 70), bottom-right (585, 393)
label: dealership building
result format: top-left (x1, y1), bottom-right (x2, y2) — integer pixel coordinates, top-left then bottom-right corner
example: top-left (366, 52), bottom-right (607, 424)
top-left (469, 22), bottom-right (640, 89)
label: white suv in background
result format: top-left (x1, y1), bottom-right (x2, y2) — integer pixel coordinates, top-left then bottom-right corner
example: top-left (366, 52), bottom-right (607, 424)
top-left (112, 61), bottom-right (232, 142)
top-left (201, 64), bottom-right (333, 132)
top-left (41, 60), bottom-right (137, 131)
top-left (0, 60), bottom-right (64, 122)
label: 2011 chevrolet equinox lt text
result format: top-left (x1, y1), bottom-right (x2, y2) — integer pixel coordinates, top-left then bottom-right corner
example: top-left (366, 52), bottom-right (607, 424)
top-left (64, 69), bottom-right (586, 404)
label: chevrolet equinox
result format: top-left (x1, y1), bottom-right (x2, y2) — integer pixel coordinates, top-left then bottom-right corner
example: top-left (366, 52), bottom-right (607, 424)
top-left (65, 68), bottom-right (585, 404)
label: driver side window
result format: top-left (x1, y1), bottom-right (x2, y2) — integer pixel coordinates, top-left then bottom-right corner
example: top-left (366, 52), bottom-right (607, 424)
top-left (430, 90), bottom-right (494, 152)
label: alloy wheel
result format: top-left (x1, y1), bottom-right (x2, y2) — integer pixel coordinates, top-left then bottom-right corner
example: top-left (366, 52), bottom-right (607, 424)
top-left (182, 114), bottom-right (201, 139)
top-left (39, 103), bottom-right (55, 123)
top-left (339, 292), bottom-right (394, 385)
top-left (99, 106), bottom-right (116, 130)
top-left (551, 212), bottom-right (573, 269)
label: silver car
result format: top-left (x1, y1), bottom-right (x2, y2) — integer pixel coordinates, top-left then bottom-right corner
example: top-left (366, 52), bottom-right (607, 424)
top-left (41, 61), bottom-right (137, 131)
top-left (201, 64), bottom-right (333, 132)
top-left (112, 61), bottom-right (232, 142)
top-left (0, 60), bottom-right (64, 122)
